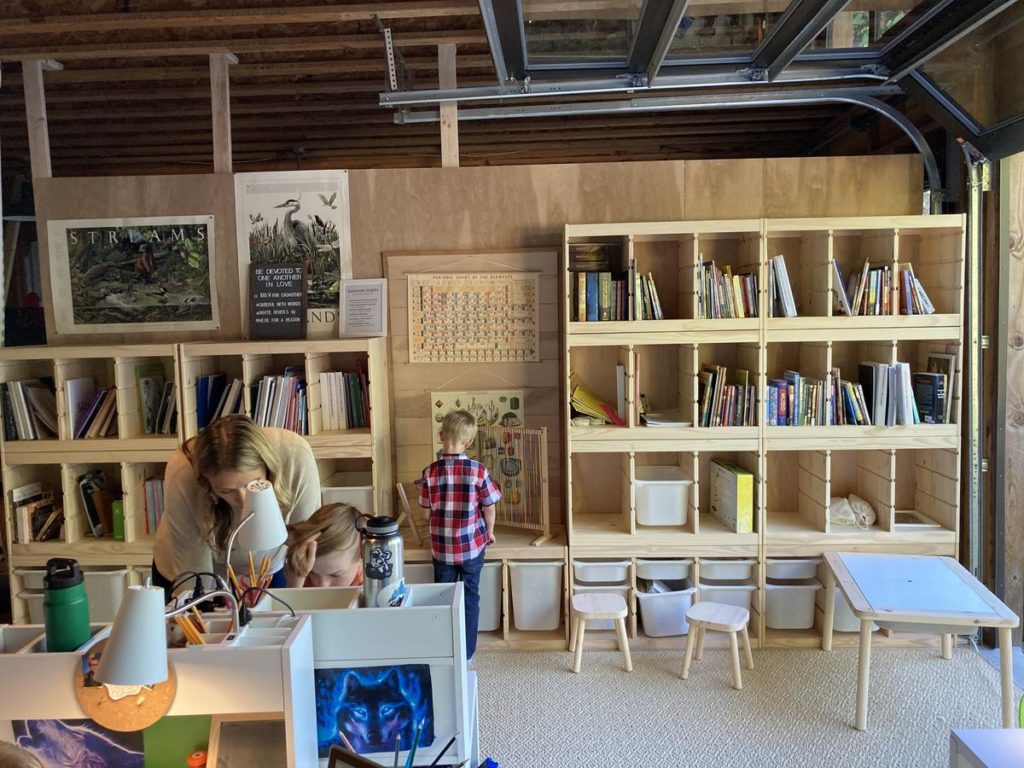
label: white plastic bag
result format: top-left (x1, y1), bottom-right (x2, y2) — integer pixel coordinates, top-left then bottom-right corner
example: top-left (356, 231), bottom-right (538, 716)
top-left (828, 494), bottom-right (876, 529)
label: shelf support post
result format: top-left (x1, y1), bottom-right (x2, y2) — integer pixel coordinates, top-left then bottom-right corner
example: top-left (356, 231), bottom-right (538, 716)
top-left (209, 53), bottom-right (237, 173)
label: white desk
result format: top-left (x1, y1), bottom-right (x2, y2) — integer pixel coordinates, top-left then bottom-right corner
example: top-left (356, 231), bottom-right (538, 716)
top-left (950, 728), bottom-right (1024, 767)
top-left (821, 552), bottom-right (1019, 731)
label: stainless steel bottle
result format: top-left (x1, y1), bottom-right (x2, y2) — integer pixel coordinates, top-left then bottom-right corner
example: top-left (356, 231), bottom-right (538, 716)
top-left (356, 516), bottom-right (404, 608)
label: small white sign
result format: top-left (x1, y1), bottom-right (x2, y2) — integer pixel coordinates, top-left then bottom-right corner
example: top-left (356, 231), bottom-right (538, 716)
top-left (339, 278), bottom-right (387, 337)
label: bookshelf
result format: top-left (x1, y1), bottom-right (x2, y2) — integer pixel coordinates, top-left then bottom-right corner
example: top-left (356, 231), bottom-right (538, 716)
top-left (563, 215), bottom-right (965, 650)
top-left (1, 338), bottom-right (393, 624)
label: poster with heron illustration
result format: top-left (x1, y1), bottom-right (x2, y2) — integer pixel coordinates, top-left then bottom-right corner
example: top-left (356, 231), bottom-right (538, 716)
top-left (235, 170), bottom-right (352, 338)
top-left (47, 215), bottom-right (219, 334)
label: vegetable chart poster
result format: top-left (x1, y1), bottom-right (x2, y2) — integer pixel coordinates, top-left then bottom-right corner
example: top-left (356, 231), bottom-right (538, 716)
top-left (407, 272), bottom-right (539, 364)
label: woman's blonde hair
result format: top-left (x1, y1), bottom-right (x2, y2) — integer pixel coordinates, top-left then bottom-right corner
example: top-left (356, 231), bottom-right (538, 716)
top-left (185, 415), bottom-right (294, 551)
top-left (0, 741), bottom-right (43, 768)
top-left (440, 409), bottom-right (478, 448)
top-left (286, 503), bottom-right (362, 575)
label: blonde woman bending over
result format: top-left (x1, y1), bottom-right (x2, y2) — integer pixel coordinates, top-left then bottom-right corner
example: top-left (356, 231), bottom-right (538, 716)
top-left (153, 415), bottom-right (320, 598)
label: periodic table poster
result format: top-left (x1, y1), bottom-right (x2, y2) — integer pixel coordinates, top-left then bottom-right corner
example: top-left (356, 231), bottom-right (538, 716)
top-left (407, 272), bottom-right (540, 364)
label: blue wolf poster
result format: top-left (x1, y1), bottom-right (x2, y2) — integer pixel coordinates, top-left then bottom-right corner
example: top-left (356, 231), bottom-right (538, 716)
top-left (13, 719), bottom-right (144, 767)
top-left (314, 664), bottom-right (434, 757)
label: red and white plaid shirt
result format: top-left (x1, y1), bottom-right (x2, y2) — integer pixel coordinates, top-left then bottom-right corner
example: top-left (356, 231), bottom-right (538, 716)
top-left (419, 453), bottom-right (501, 564)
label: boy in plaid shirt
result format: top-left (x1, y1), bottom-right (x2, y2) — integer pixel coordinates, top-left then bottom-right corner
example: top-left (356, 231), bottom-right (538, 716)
top-left (419, 409), bottom-right (501, 659)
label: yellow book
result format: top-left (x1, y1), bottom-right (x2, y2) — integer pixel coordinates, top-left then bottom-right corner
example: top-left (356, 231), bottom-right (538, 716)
top-left (709, 459), bottom-right (754, 533)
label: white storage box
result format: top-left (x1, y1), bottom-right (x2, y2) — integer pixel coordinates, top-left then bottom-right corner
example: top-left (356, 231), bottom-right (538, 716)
top-left (815, 586), bottom-right (878, 633)
top-left (765, 578), bottom-right (820, 629)
top-left (573, 585), bottom-right (630, 630)
top-left (636, 558), bottom-right (692, 581)
top-left (321, 471), bottom-right (375, 516)
top-left (13, 568), bottom-right (45, 591)
top-left (572, 559), bottom-right (630, 584)
top-left (698, 579), bottom-right (756, 610)
top-left (699, 558), bottom-right (757, 581)
top-left (509, 561), bottom-right (563, 631)
top-left (766, 558), bottom-right (821, 581)
top-left (636, 584), bottom-right (696, 637)
top-left (634, 466), bottom-right (692, 526)
top-left (82, 567), bottom-right (130, 623)
top-left (18, 591), bottom-right (44, 624)
top-left (405, 562), bottom-right (435, 584)
top-left (478, 562), bottom-right (502, 632)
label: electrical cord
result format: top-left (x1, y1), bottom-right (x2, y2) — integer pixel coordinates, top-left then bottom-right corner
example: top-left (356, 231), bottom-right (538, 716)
top-left (238, 585), bottom-right (297, 617)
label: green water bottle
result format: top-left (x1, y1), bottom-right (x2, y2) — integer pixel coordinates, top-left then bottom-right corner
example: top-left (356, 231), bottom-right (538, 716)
top-left (43, 558), bottom-right (91, 652)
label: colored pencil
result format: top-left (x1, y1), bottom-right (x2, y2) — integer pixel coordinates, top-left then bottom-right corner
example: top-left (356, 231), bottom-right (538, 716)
top-left (429, 733), bottom-right (459, 766)
top-left (337, 730), bottom-right (356, 753)
top-left (248, 550), bottom-right (257, 589)
top-left (392, 733), bottom-right (401, 768)
top-left (226, 564), bottom-right (243, 597)
top-left (404, 718), bottom-right (424, 768)
top-left (190, 607), bottom-right (208, 634)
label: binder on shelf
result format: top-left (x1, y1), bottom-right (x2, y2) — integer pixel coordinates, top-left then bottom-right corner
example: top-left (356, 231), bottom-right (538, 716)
top-left (709, 459), bottom-right (754, 534)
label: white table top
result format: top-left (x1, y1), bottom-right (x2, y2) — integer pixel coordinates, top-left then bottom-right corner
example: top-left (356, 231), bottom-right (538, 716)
top-left (825, 553), bottom-right (1018, 628)
top-left (951, 728), bottom-right (1024, 768)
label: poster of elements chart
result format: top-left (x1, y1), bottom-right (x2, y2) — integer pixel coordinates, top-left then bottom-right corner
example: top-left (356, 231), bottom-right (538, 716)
top-left (235, 170), bottom-right (352, 336)
top-left (407, 272), bottom-right (539, 364)
top-left (47, 216), bottom-right (218, 334)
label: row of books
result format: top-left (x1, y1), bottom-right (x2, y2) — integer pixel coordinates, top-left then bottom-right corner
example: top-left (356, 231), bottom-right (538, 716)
top-left (833, 260), bottom-right (936, 316)
top-left (698, 261), bottom-right (759, 319)
top-left (570, 269), bottom-right (665, 322)
top-left (698, 365), bottom-right (756, 427)
top-left (196, 373), bottom-right (244, 430)
top-left (251, 370), bottom-right (309, 433)
top-left (1, 379), bottom-right (58, 440)
top-left (11, 482), bottom-right (63, 544)
top-left (133, 363), bottom-right (177, 434)
top-left (318, 370), bottom-right (371, 430)
top-left (144, 476), bottom-right (164, 535)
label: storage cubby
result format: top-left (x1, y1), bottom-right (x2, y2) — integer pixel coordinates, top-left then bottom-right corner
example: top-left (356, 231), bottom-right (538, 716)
top-left (568, 345), bottom-right (630, 425)
top-left (695, 342), bottom-right (760, 428)
top-left (62, 461), bottom-right (124, 544)
top-left (306, 347), bottom-right (373, 436)
top-left (569, 452), bottom-right (629, 540)
top-left (764, 450), bottom-right (828, 538)
top-left (112, 352), bottom-right (177, 439)
top-left (896, 224), bottom-right (964, 317)
top-left (3, 463), bottom-right (66, 549)
top-left (633, 234), bottom-right (689, 321)
top-left (829, 226), bottom-right (897, 317)
top-left (634, 451), bottom-right (696, 536)
top-left (893, 448), bottom-right (959, 533)
top-left (122, 460), bottom-right (166, 543)
top-left (827, 450), bottom-right (893, 534)
top-left (178, 352), bottom-right (246, 439)
top-left (54, 356), bottom-right (113, 440)
top-left (765, 227), bottom-right (830, 318)
top-left (765, 342), bottom-right (829, 427)
top-left (695, 450), bottom-right (759, 539)
top-left (635, 344), bottom-right (693, 426)
top-left (895, 339), bottom-right (962, 426)
top-left (692, 230), bottom-right (761, 319)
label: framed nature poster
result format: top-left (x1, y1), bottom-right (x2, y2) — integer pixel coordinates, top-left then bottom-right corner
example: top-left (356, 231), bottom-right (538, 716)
top-left (235, 170), bottom-right (352, 337)
top-left (47, 216), bottom-right (219, 334)
top-left (430, 390), bottom-right (524, 456)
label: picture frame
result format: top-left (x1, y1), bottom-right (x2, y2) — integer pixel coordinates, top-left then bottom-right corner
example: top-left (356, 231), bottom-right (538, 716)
top-left (46, 216), bottom-right (220, 335)
top-left (206, 712), bottom-right (288, 768)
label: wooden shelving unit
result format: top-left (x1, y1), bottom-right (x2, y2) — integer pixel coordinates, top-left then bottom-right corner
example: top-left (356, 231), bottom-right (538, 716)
top-left (2, 338), bottom-right (393, 623)
top-left (563, 215), bottom-right (965, 650)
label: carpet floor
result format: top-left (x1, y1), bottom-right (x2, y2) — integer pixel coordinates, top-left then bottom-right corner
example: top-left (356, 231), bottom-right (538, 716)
top-left (474, 646), bottom-right (1015, 767)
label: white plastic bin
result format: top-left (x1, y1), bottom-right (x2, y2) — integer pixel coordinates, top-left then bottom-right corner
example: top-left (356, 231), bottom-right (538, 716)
top-left (405, 562), bottom-right (435, 584)
top-left (82, 567), bottom-right (130, 623)
top-left (509, 561), bottom-right (563, 631)
top-left (321, 471), bottom-right (375, 516)
top-left (765, 579), bottom-right (821, 629)
top-left (698, 578), bottom-right (756, 610)
top-left (573, 584), bottom-right (630, 630)
top-left (478, 562), bottom-right (502, 632)
top-left (18, 591), bottom-right (44, 624)
top-left (636, 584), bottom-right (696, 637)
top-left (13, 568), bottom-right (45, 591)
top-left (572, 559), bottom-right (630, 584)
top-left (815, 588), bottom-right (879, 633)
top-left (699, 558), bottom-right (757, 581)
top-left (634, 466), bottom-right (691, 526)
top-left (765, 558), bottom-right (821, 581)
top-left (635, 558), bottom-right (692, 581)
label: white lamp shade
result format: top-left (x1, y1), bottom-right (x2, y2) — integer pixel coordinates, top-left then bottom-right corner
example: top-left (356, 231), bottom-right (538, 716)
top-left (95, 585), bottom-right (168, 686)
top-left (235, 479), bottom-right (288, 552)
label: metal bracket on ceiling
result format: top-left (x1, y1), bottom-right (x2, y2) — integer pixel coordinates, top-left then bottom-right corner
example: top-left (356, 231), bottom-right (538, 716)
top-left (383, 26), bottom-right (398, 92)
top-left (374, 14), bottom-right (412, 93)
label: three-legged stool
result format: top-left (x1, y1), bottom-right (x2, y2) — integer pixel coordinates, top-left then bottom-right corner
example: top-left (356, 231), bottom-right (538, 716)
top-left (681, 601), bottom-right (753, 689)
top-left (569, 593), bottom-right (632, 673)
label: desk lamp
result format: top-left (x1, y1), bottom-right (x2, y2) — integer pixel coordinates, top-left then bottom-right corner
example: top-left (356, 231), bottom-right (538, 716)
top-left (224, 478), bottom-right (289, 581)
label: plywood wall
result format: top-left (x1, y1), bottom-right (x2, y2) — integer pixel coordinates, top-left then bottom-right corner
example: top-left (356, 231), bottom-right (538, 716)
top-left (29, 155), bottom-right (923, 530)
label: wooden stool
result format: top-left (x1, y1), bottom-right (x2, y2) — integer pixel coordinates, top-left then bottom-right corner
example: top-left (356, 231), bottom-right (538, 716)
top-left (681, 601), bottom-right (753, 689)
top-left (569, 593), bottom-right (632, 674)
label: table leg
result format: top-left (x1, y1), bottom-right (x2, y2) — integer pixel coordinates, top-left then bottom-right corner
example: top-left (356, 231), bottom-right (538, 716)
top-left (999, 626), bottom-right (1015, 728)
top-left (822, 566), bottom-right (836, 652)
top-left (855, 618), bottom-right (873, 731)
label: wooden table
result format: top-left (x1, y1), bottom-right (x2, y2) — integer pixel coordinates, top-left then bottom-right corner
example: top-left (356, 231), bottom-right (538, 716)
top-left (821, 552), bottom-right (1019, 731)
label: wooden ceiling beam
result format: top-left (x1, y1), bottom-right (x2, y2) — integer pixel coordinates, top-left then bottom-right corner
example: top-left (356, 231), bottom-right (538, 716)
top-left (0, 30), bottom-right (485, 62)
top-left (0, 2), bottom-right (478, 35)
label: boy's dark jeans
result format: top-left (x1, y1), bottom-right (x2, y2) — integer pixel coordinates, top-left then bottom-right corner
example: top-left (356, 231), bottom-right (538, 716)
top-left (433, 551), bottom-right (486, 660)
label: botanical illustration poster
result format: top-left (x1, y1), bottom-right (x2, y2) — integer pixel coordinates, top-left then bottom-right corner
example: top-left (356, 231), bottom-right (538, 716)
top-left (430, 390), bottom-right (524, 456)
top-left (47, 216), bottom-right (219, 334)
top-left (407, 272), bottom-right (540, 363)
top-left (235, 170), bottom-right (352, 337)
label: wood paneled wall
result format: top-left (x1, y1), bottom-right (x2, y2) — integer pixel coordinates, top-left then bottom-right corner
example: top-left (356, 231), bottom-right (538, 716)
top-left (29, 155), bottom-right (923, 528)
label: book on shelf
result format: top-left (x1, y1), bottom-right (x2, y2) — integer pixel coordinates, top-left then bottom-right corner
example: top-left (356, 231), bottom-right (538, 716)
top-left (134, 361), bottom-right (166, 434)
top-left (196, 372), bottom-right (227, 430)
top-left (568, 242), bottom-right (618, 273)
top-left (78, 468), bottom-right (115, 538)
top-left (144, 476), bottom-right (165, 534)
top-left (66, 376), bottom-right (97, 439)
top-left (901, 263), bottom-right (936, 315)
top-left (698, 260), bottom-right (759, 319)
top-left (832, 260), bottom-right (852, 316)
top-left (709, 459), bottom-right (754, 534)
top-left (926, 352), bottom-right (956, 424)
top-left (770, 254), bottom-right (797, 317)
top-left (858, 362), bottom-right (888, 426)
top-left (569, 372), bottom-right (625, 426)
top-left (615, 363), bottom-right (626, 423)
top-left (913, 372), bottom-right (947, 424)
top-left (893, 509), bottom-right (942, 529)
top-left (640, 409), bottom-right (690, 427)
top-left (85, 388), bottom-right (118, 438)
top-left (29, 495), bottom-right (64, 542)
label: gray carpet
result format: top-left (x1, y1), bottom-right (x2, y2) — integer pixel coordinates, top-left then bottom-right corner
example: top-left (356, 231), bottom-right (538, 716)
top-left (474, 647), bottom-right (1016, 767)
